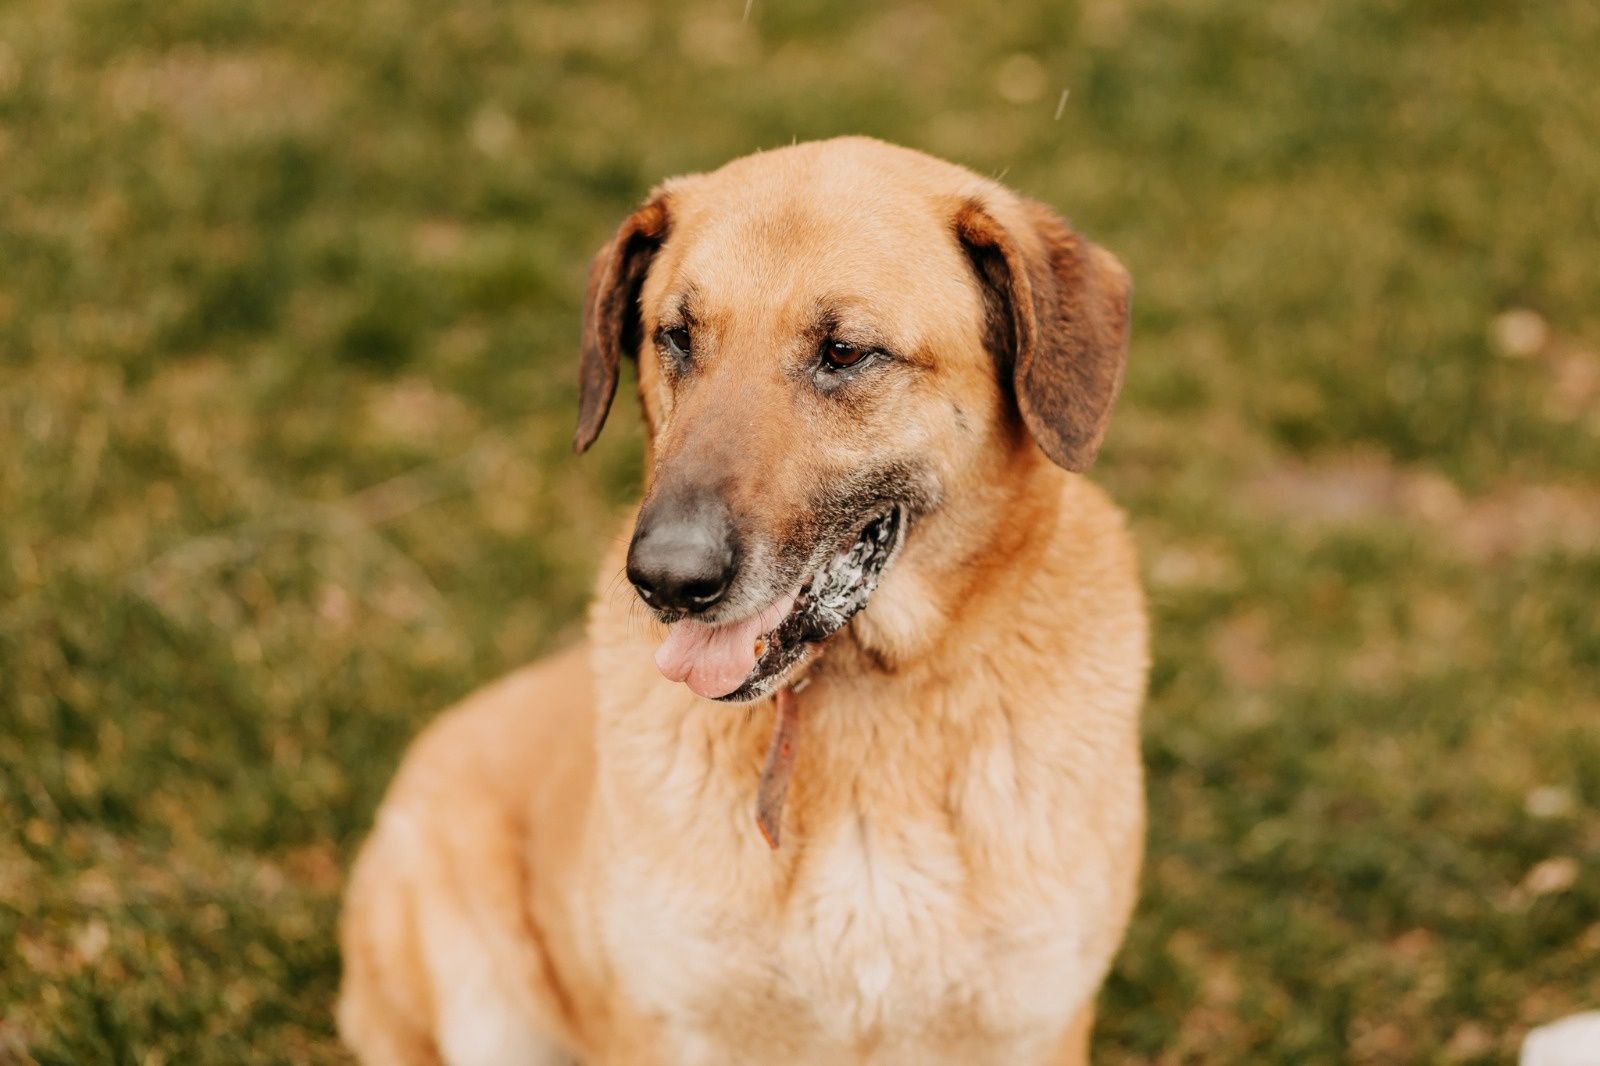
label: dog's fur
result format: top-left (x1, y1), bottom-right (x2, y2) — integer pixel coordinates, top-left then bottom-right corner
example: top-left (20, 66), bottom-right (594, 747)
top-left (338, 137), bottom-right (1147, 1066)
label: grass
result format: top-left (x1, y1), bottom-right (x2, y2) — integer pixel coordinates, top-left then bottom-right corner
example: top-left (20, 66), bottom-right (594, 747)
top-left (2, 0), bottom-right (1597, 1061)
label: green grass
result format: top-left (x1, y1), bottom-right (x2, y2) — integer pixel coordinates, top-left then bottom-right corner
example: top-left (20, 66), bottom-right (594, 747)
top-left (2, 0), bottom-right (1598, 1062)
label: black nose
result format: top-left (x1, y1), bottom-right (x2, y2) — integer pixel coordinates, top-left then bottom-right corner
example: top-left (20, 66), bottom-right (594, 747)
top-left (626, 492), bottom-right (738, 614)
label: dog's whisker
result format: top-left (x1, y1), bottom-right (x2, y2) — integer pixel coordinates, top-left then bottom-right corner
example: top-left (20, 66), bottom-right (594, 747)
top-left (605, 566), bottom-right (632, 596)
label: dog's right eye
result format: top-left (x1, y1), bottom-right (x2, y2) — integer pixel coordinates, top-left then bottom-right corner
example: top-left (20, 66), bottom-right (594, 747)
top-left (659, 326), bottom-right (692, 363)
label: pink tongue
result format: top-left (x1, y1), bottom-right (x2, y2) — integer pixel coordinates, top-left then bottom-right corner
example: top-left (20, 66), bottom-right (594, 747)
top-left (654, 591), bottom-right (798, 699)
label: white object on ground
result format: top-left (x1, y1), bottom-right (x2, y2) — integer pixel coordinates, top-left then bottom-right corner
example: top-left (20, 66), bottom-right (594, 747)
top-left (1522, 1012), bottom-right (1600, 1066)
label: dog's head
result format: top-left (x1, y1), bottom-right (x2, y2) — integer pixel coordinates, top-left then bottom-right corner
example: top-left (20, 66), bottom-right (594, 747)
top-left (575, 138), bottom-right (1131, 702)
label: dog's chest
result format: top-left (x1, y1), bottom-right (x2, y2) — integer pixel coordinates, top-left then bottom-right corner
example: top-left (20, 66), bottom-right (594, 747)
top-left (603, 808), bottom-right (1093, 1064)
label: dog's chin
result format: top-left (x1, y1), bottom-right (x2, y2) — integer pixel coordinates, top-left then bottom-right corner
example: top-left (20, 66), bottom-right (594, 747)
top-left (714, 505), bottom-right (907, 704)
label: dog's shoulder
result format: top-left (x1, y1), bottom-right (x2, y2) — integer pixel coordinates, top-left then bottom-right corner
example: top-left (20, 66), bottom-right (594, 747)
top-left (382, 643), bottom-right (596, 815)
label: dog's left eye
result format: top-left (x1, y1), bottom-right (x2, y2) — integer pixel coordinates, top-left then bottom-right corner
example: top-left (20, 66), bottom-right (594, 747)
top-left (659, 326), bottom-right (692, 362)
top-left (821, 340), bottom-right (870, 372)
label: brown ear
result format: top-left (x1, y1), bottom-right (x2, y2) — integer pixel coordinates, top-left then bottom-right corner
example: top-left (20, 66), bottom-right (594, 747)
top-left (573, 194), bottom-right (671, 453)
top-left (954, 198), bottom-right (1131, 472)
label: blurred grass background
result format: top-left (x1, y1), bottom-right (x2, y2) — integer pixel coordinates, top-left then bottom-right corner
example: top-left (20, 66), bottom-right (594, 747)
top-left (2, 0), bottom-right (1598, 1061)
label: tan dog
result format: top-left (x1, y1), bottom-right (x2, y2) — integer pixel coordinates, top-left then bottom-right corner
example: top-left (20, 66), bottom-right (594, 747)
top-left (338, 137), bottom-right (1147, 1066)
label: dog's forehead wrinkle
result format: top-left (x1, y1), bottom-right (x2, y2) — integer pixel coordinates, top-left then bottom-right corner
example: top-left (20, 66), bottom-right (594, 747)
top-left (668, 193), bottom-right (960, 315)
top-left (661, 285), bottom-right (702, 325)
top-left (652, 201), bottom-right (991, 378)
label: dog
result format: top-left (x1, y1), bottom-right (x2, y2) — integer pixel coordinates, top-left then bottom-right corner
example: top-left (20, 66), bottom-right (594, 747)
top-left (338, 136), bottom-right (1147, 1066)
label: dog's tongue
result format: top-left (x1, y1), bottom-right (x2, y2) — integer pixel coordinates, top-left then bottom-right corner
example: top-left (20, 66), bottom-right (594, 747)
top-left (654, 591), bottom-right (797, 699)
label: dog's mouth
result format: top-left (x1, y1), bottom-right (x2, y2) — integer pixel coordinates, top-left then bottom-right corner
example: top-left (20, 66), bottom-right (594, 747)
top-left (653, 506), bottom-right (906, 703)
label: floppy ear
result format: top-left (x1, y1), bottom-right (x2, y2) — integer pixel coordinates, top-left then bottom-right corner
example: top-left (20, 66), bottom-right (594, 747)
top-left (573, 193), bottom-right (672, 453)
top-left (954, 198), bottom-right (1131, 472)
